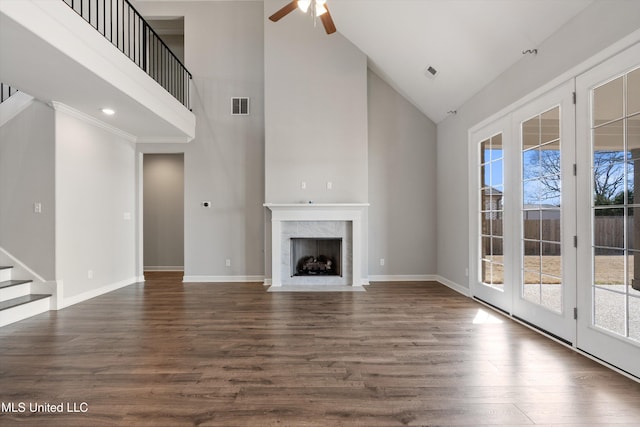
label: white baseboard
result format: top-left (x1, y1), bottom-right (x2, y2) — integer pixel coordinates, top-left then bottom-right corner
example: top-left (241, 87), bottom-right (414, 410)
top-left (368, 274), bottom-right (438, 282)
top-left (182, 275), bottom-right (265, 283)
top-left (60, 276), bottom-right (137, 309)
top-left (434, 275), bottom-right (471, 297)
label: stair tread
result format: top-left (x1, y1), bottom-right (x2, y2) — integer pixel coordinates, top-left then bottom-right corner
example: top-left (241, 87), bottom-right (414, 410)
top-left (0, 294), bottom-right (51, 311)
top-left (0, 280), bottom-right (32, 289)
top-left (0, 266), bottom-right (13, 270)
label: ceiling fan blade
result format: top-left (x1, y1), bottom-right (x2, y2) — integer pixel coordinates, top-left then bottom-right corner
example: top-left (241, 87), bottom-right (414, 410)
top-left (269, 1), bottom-right (298, 22)
top-left (320, 5), bottom-right (337, 34)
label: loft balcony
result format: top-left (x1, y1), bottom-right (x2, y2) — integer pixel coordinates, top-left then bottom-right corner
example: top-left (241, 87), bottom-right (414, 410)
top-left (0, 0), bottom-right (195, 142)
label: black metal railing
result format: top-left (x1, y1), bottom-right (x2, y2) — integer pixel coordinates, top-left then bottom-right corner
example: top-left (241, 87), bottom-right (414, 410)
top-left (62, 0), bottom-right (191, 109)
top-left (0, 83), bottom-right (18, 103)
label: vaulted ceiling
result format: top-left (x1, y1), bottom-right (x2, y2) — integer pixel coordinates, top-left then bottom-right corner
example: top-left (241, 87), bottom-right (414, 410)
top-left (142, 0), bottom-right (595, 123)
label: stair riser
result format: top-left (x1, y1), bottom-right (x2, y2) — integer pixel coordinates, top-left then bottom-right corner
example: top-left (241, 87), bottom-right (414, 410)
top-left (0, 283), bottom-right (31, 302)
top-left (0, 297), bottom-right (50, 327)
top-left (0, 269), bottom-right (11, 282)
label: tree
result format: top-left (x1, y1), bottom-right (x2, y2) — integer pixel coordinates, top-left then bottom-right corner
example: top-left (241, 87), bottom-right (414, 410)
top-left (528, 148), bottom-right (627, 211)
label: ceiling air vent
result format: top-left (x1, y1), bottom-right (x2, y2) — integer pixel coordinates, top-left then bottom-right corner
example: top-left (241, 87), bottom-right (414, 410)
top-left (424, 65), bottom-right (438, 80)
top-left (231, 97), bottom-right (250, 115)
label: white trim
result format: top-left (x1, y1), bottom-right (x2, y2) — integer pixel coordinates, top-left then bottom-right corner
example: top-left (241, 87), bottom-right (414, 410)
top-left (368, 274), bottom-right (437, 282)
top-left (51, 101), bottom-right (137, 142)
top-left (0, 246), bottom-right (47, 284)
top-left (60, 277), bottom-right (137, 309)
top-left (0, 92), bottom-right (34, 127)
top-left (183, 275), bottom-right (265, 283)
top-left (144, 266), bottom-right (184, 271)
top-left (264, 203), bottom-right (370, 208)
top-left (434, 275), bottom-right (471, 297)
top-left (137, 136), bottom-right (191, 144)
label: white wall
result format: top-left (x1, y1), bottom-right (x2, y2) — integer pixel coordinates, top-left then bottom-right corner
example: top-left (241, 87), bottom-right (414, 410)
top-left (436, 0), bottom-right (640, 290)
top-left (0, 99), bottom-right (55, 279)
top-left (55, 106), bottom-right (136, 302)
top-left (264, 0), bottom-right (368, 204)
top-left (367, 70), bottom-right (437, 279)
top-left (134, 1), bottom-right (265, 280)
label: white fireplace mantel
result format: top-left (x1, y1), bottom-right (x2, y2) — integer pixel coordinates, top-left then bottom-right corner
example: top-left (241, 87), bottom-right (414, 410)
top-left (264, 203), bottom-right (369, 287)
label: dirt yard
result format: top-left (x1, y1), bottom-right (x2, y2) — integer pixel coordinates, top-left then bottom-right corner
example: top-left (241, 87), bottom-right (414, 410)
top-left (484, 255), bottom-right (631, 285)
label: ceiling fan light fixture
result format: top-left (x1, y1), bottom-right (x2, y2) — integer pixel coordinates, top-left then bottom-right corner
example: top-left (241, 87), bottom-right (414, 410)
top-left (315, 0), bottom-right (327, 16)
top-left (298, 0), bottom-right (311, 13)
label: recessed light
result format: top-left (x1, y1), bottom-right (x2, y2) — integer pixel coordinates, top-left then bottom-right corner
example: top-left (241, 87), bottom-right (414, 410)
top-left (101, 108), bottom-right (115, 115)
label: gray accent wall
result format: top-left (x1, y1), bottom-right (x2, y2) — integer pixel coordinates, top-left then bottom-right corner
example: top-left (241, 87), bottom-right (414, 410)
top-left (436, 0), bottom-right (640, 290)
top-left (0, 100), bottom-right (55, 279)
top-left (264, 0), bottom-right (368, 204)
top-left (367, 70), bottom-right (437, 277)
top-left (143, 153), bottom-right (184, 270)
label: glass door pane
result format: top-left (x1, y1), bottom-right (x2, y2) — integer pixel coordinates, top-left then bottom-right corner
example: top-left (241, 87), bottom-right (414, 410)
top-left (522, 107), bottom-right (563, 313)
top-left (591, 70), bottom-right (640, 340)
top-left (480, 134), bottom-right (504, 291)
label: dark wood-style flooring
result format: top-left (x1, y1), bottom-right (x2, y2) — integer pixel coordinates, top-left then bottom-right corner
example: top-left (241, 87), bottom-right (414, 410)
top-left (2, 272), bottom-right (640, 426)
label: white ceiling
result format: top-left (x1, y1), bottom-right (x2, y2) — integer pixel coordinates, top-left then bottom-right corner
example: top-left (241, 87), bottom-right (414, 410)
top-left (147, 0), bottom-right (595, 123)
top-left (326, 0), bottom-right (594, 123)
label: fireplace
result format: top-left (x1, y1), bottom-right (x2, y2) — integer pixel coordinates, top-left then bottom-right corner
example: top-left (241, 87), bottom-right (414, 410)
top-left (291, 238), bottom-right (342, 277)
top-left (264, 203), bottom-right (369, 287)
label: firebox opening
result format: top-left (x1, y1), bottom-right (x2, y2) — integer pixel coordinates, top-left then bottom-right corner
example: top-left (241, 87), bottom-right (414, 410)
top-left (291, 238), bottom-right (342, 277)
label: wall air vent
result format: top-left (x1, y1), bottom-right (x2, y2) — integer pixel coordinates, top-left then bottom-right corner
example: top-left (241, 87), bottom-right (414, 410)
top-left (231, 97), bottom-right (250, 115)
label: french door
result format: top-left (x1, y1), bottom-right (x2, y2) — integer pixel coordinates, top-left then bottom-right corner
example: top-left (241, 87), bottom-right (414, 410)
top-left (472, 41), bottom-right (640, 378)
top-left (511, 81), bottom-right (577, 342)
top-left (471, 81), bottom-right (576, 343)
top-left (576, 42), bottom-right (640, 378)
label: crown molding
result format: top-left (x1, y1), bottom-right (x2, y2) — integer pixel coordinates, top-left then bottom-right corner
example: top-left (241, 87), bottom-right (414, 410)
top-left (50, 101), bottom-right (137, 142)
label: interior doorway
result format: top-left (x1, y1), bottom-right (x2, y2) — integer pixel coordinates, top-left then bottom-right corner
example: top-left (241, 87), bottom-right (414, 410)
top-left (143, 153), bottom-right (185, 273)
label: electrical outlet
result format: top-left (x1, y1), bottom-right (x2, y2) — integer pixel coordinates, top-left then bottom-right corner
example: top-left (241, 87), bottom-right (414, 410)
top-left (88, 270), bottom-right (94, 279)
top-left (225, 259), bottom-right (231, 267)
top-left (301, 181), bottom-right (307, 190)
top-left (326, 181), bottom-right (333, 190)
top-left (380, 258), bottom-right (385, 266)
top-left (33, 202), bottom-right (42, 214)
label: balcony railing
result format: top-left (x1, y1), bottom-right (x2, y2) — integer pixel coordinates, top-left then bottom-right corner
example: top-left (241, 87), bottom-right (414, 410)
top-left (0, 83), bottom-right (18, 104)
top-left (62, 0), bottom-right (191, 109)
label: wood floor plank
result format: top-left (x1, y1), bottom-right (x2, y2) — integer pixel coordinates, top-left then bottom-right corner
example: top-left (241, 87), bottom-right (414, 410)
top-left (1, 275), bottom-right (640, 425)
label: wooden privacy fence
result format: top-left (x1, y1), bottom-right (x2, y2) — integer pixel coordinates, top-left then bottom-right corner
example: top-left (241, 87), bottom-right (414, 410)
top-left (482, 216), bottom-right (635, 256)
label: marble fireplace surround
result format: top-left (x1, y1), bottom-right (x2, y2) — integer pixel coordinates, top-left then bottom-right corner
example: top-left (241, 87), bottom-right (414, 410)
top-left (264, 203), bottom-right (368, 287)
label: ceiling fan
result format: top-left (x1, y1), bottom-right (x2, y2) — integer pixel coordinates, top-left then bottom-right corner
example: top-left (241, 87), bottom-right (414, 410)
top-left (269, 0), bottom-right (337, 35)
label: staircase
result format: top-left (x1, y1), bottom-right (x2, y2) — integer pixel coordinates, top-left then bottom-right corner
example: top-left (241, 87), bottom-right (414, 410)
top-left (0, 266), bottom-right (51, 327)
